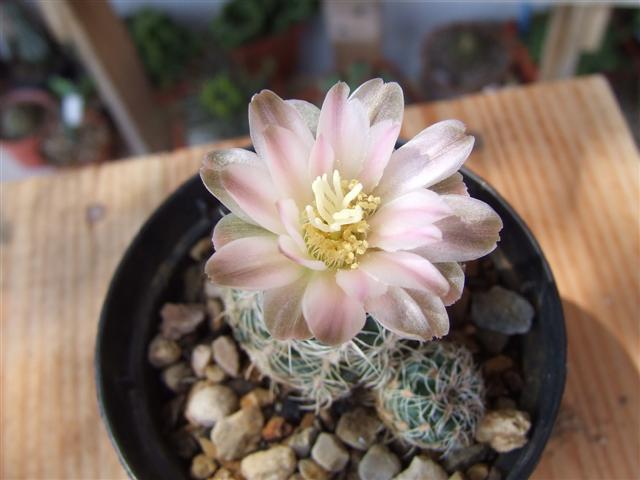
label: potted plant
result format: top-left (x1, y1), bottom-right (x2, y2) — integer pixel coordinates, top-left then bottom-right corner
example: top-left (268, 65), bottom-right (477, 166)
top-left (97, 79), bottom-right (565, 479)
top-left (211, 0), bottom-right (319, 83)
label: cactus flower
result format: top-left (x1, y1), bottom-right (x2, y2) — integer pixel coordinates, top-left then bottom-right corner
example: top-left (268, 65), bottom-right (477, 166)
top-left (201, 79), bottom-right (502, 345)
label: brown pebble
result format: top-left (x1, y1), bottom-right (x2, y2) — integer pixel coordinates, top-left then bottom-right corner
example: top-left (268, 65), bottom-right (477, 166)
top-left (204, 364), bottom-right (227, 383)
top-left (206, 299), bottom-right (226, 332)
top-left (503, 370), bottom-right (524, 392)
top-left (262, 416), bottom-right (293, 441)
top-left (190, 237), bottom-right (212, 261)
top-left (318, 408), bottom-right (335, 431)
top-left (241, 388), bottom-right (275, 409)
top-left (300, 412), bottom-right (316, 430)
top-left (210, 468), bottom-right (234, 479)
top-left (467, 463), bottom-right (489, 480)
top-left (212, 335), bottom-right (240, 377)
top-left (197, 437), bottom-right (217, 459)
top-left (483, 355), bottom-right (514, 375)
top-left (190, 453), bottom-right (217, 479)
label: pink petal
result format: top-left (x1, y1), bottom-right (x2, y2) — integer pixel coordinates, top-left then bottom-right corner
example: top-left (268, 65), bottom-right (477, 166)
top-left (335, 268), bottom-right (387, 303)
top-left (262, 125), bottom-right (312, 205)
top-left (430, 172), bottom-right (468, 196)
top-left (412, 195), bottom-right (503, 263)
top-left (316, 83), bottom-right (369, 179)
top-left (308, 134), bottom-right (335, 179)
top-left (278, 235), bottom-right (326, 271)
top-left (212, 214), bottom-right (271, 250)
top-left (249, 90), bottom-right (314, 159)
top-left (366, 286), bottom-right (449, 340)
top-left (358, 120), bottom-right (401, 190)
top-left (220, 163), bottom-right (283, 234)
top-left (276, 198), bottom-right (305, 250)
top-left (263, 280), bottom-right (313, 340)
top-left (434, 262), bottom-right (465, 306)
top-left (302, 272), bottom-right (367, 345)
top-left (350, 79), bottom-right (404, 125)
top-left (375, 120), bottom-right (474, 200)
top-left (368, 189), bottom-right (453, 250)
top-left (201, 148), bottom-right (263, 225)
top-left (205, 236), bottom-right (304, 290)
top-left (360, 251), bottom-right (450, 296)
top-left (285, 99), bottom-right (320, 136)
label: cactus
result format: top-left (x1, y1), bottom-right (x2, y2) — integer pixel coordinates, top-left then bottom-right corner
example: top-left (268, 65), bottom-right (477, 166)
top-left (222, 289), bottom-right (398, 409)
top-left (376, 341), bottom-right (485, 455)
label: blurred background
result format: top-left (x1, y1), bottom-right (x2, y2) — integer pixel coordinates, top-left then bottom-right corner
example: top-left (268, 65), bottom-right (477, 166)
top-left (1, 0), bottom-right (638, 181)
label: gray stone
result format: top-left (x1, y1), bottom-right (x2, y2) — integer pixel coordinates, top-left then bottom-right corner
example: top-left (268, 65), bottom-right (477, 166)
top-left (162, 362), bottom-right (193, 393)
top-left (160, 303), bottom-right (205, 340)
top-left (298, 458), bottom-right (330, 480)
top-left (212, 335), bottom-right (240, 377)
top-left (311, 433), bottom-right (349, 473)
top-left (147, 335), bottom-right (181, 367)
top-left (240, 445), bottom-right (296, 480)
top-left (394, 455), bottom-right (447, 480)
top-left (286, 426), bottom-right (319, 458)
top-left (475, 409), bottom-right (531, 453)
top-left (358, 444), bottom-right (400, 480)
top-left (442, 443), bottom-right (489, 473)
top-left (185, 382), bottom-right (238, 427)
top-left (211, 406), bottom-right (264, 460)
top-left (471, 286), bottom-right (534, 335)
top-left (191, 344), bottom-right (212, 377)
top-left (336, 407), bottom-right (383, 450)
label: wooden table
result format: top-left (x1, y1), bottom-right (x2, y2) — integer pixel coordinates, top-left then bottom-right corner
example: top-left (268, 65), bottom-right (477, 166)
top-left (2, 76), bottom-right (638, 479)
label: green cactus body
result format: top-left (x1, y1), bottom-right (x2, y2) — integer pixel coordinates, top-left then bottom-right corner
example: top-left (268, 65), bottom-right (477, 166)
top-left (376, 341), bottom-right (485, 455)
top-left (223, 289), bottom-right (398, 409)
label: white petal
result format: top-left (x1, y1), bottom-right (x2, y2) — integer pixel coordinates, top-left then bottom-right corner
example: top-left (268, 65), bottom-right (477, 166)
top-left (350, 79), bottom-right (404, 126)
top-left (412, 195), bottom-right (503, 263)
top-left (366, 286), bottom-right (449, 340)
top-left (263, 280), bottom-right (313, 340)
top-left (286, 99), bottom-right (320, 137)
top-left (302, 272), bottom-right (367, 345)
top-left (205, 236), bottom-right (304, 290)
top-left (278, 235), bottom-right (326, 271)
top-left (335, 268), bottom-right (388, 303)
top-left (212, 213), bottom-right (271, 250)
top-left (358, 120), bottom-right (401, 190)
top-left (276, 198), bottom-right (305, 250)
top-left (360, 251), bottom-right (450, 296)
top-left (434, 262), bottom-right (465, 306)
top-left (308, 134), bottom-right (335, 179)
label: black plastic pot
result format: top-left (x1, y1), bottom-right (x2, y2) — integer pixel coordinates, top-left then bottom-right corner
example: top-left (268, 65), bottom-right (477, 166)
top-left (96, 168), bottom-right (566, 479)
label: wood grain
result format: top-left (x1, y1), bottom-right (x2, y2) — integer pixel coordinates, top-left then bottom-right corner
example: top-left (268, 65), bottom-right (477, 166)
top-left (1, 76), bottom-right (638, 479)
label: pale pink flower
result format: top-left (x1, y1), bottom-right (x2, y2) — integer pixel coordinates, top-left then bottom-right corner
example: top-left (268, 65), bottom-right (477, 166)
top-left (201, 79), bottom-right (502, 345)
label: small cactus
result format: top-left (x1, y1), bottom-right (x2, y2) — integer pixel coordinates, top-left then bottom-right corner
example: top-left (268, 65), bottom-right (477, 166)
top-left (376, 341), bottom-right (484, 455)
top-left (223, 289), bottom-right (398, 409)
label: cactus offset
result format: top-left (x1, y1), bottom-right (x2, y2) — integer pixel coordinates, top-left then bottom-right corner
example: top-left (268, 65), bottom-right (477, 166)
top-left (376, 341), bottom-right (485, 455)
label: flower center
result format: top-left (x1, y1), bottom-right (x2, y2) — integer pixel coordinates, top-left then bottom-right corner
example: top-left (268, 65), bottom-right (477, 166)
top-left (303, 170), bottom-right (380, 270)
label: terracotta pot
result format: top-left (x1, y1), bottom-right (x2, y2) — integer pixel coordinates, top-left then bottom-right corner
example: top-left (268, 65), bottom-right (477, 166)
top-left (0, 89), bottom-right (57, 167)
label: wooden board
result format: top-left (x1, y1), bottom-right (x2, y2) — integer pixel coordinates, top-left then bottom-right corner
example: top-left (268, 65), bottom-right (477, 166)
top-left (1, 76), bottom-right (638, 479)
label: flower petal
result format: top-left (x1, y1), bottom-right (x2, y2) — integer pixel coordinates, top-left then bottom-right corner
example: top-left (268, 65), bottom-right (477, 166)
top-left (430, 172), bottom-right (468, 196)
top-left (358, 120), bottom-right (401, 190)
top-left (205, 236), bottom-right (303, 290)
top-left (220, 163), bottom-right (283, 234)
top-left (286, 99), bottom-right (320, 137)
top-left (261, 125), bottom-right (312, 204)
top-left (412, 195), bottom-right (503, 263)
top-left (360, 251), bottom-right (450, 296)
top-left (335, 268), bottom-right (387, 303)
top-left (434, 262), bottom-right (465, 306)
top-left (350, 79), bottom-right (404, 126)
top-left (276, 198), bottom-right (305, 250)
top-left (366, 286), bottom-right (449, 340)
top-left (249, 90), bottom-right (314, 159)
top-left (302, 272), bottom-right (367, 345)
top-left (375, 120), bottom-right (474, 199)
top-left (316, 82), bottom-right (369, 179)
top-left (308, 133), bottom-right (335, 179)
top-left (278, 235), bottom-right (327, 271)
top-left (368, 189), bottom-right (453, 251)
top-left (201, 148), bottom-right (263, 224)
top-left (263, 280), bottom-right (313, 340)
top-left (212, 213), bottom-right (272, 250)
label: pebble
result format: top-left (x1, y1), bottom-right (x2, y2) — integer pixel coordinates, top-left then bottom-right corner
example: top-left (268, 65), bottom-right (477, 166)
top-left (147, 335), bottom-right (182, 367)
top-left (311, 433), bottom-right (349, 473)
top-left (212, 335), bottom-right (240, 377)
top-left (476, 328), bottom-right (509, 354)
top-left (191, 344), bottom-right (212, 377)
top-left (185, 383), bottom-right (238, 427)
top-left (160, 303), bottom-right (205, 340)
top-left (467, 463), bottom-right (489, 480)
top-left (240, 445), bottom-right (296, 480)
top-left (211, 406), bottom-right (264, 460)
top-left (448, 473), bottom-right (465, 480)
top-left (475, 409), bottom-right (531, 453)
top-left (393, 455), bottom-right (447, 480)
top-left (206, 298), bottom-right (226, 332)
top-left (298, 459), bottom-right (330, 480)
top-left (162, 362), bottom-right (193, 393)
top-left (204, 364), bottom-right (227, 383)
top-left (336, 407), bottom-right (383, 450)
top-left (190, 453), bottom-right (217, 479)
top-left (211, 468), bottom-right (234, 479)
top-left (196, 436), bottom-right (217, 459)
top-left (358, 444), bottom-right (401, 480)
top-left (285, 426), bottom-right (319, 458)
top-left (262, 416), bottom-right (293, 441)
top-left (471, 286), bottom-right (534, 335)
top-left (190, 237), bottom-right (212, 261)
top-left (443, 443), bottom-right (489, 472)
top-left (494, 397), bottom-right (517, 410)
top-left (487, 466), bottom-right (502, 480)
top-left (241, 388), bottom-right (275, 409)
top-left (482, 355), bottom-right (514, 375)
